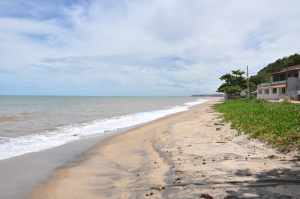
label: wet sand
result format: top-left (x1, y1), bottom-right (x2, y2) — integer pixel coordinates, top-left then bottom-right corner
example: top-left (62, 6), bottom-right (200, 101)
top-left (0, 135), bottom-right (107, 199)
top-left (31, 99), bottom-right (300, 199)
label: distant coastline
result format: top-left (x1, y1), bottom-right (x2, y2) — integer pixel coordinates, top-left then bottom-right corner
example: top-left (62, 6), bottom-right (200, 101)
top-left (191, 94), bottom-right (223, 97)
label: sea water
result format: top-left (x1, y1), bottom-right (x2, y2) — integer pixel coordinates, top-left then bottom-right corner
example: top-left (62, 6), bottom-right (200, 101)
top-left (0, 96), bottom-right (206, 160)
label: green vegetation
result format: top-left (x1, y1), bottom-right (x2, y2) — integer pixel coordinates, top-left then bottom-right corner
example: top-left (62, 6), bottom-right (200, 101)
top-left (215, 53), bottom-right (300, 151)
top-left (217, 70), bottom-right (247, 96)
top-left (217, 53), bottom-right (300, 94)
top-left (251, 53), bottom-right (300, 87)
top-left (215, 99), bottom-right (300, 151)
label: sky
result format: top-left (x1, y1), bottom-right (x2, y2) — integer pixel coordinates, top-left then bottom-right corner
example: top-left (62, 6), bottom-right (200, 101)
top-left (0, 0), bottom-right (300, 96)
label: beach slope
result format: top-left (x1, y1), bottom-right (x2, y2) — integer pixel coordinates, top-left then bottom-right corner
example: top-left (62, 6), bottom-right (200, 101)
top-left (31, 100), bottom-right (300, 199)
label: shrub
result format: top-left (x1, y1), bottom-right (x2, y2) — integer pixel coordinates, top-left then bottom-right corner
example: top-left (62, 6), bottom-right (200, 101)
top-left (215, 99), bottom-right (300, 151)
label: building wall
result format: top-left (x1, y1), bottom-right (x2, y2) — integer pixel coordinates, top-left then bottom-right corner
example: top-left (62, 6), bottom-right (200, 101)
top-left (257, 68), bottom-right (300, 101)
top-left (287, 77), bottom-right (300, 100)
top-left (257, 87), bottom-right (287, 100)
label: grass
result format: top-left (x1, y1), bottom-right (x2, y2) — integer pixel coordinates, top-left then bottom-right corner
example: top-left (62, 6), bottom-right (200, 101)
top-left (215, 99), bottom-right (300, 151)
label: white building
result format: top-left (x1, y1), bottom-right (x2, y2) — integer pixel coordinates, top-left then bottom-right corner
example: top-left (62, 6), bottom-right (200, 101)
top-left (257, 65), bottom-right (300, 101)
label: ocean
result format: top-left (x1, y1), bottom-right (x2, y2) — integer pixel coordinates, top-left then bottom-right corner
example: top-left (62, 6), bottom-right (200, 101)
top-left (0, 96), bottom-right (206, 160)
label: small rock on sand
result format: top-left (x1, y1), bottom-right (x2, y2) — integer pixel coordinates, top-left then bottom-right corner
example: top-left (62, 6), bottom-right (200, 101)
top-left (200, 193), bottom-right (214, 199)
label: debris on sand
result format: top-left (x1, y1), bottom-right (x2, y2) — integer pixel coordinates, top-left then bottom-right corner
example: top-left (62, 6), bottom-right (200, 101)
top-left (200, 193), bottom-right (214, 199)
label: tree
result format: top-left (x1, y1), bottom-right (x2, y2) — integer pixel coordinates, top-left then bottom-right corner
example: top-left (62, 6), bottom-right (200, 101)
top-left (252, 53), bottom-right (300, 85)
top-left (217, 70), bottom-right (247, 97)
top-left (218, 54), bottom-right (300, 96)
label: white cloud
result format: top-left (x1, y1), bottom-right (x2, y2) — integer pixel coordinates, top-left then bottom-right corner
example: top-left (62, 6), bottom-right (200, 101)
top-left (0, 0), bottom-right (300, 95)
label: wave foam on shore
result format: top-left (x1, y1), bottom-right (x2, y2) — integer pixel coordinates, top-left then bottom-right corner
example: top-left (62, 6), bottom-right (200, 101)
top-left (0, 99), bottom-right (207, 160)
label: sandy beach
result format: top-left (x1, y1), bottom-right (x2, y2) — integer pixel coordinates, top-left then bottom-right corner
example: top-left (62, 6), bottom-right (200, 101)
top-left (0, 134), bottom-right (107, 199)
top-left (30, 99), bottom-right (300, 199)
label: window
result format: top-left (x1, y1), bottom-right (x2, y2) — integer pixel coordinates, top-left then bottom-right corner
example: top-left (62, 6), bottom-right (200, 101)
top-left (281, 87), bottom-right (286, 94)
top-left (287, 71), bottom-right (299, 78)
top-left (272, 88), bottom-right (277, 94)
top-left (258, 89), bottom-right (262, 94)
top-left (264, 89), bottom-right (269, 94)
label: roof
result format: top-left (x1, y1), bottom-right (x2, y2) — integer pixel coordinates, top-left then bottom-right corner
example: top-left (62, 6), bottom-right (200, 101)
top-left (272, 64), bottom-right (300, 74)
top-left (258, 81), bottom-right (286, 88)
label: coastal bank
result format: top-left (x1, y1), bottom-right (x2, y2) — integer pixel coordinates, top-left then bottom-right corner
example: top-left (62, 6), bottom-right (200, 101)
top-left (30, 99), bottom-right (300, 199)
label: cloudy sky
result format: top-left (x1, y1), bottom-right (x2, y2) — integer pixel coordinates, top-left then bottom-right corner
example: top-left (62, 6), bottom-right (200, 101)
top-left (0, 0), bottom-right (300, 96)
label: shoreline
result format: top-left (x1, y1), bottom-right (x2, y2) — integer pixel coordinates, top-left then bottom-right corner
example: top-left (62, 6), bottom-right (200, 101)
top-left (0, 97), bottom-right (207, 161)
top-left (0, 134), bottom-right (108, 199)
top-left (0, 98), bottom-right (210, 199)
top-left (30, 99), bottom-right (300, 198)
top-left (28, 100), bottom-right (211, 198)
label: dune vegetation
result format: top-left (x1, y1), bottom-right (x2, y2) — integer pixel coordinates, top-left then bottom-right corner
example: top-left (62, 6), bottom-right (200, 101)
top-left (215, 99), bottom-right (300, 151)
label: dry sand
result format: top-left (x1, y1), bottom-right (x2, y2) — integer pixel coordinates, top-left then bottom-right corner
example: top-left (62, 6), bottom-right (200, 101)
top-left (30, 99), bottom-right (300, 199)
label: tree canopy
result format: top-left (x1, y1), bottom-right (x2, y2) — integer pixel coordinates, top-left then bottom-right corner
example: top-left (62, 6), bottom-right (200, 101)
top-left (217, 53), bottom-right (300, 96)
top-left (252, 53), bottom-right (300, 85)
top-left (217, 70), bottom-right (247, 95)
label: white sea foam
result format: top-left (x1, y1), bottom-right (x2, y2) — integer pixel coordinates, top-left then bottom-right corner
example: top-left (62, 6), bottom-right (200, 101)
top-left (184, 98), bottom-right (208, 107)
top-left (0, 98), bottom-right (207, 160)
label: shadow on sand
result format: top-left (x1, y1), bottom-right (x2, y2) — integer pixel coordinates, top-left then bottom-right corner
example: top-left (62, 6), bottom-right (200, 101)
top-left (224, 159), bottom-right (300, 199)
